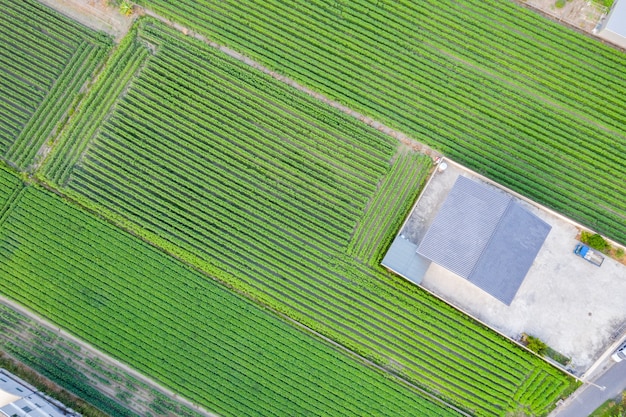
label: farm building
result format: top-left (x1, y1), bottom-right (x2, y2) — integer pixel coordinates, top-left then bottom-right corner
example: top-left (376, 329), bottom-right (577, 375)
top-left (0, 369), bottom-right (78, 417)
top-left (596, 0), bottom-right (626, 48)
top-left (383, 175), bottom-right (551, 305)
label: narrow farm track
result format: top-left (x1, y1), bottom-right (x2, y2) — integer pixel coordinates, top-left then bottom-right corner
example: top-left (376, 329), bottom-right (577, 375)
top-left (136, 0), bottom-right (626, 244)
top-left (36, 20), bottom-right (576, 416)
top-left (139, 8), bottom-right (438, 158)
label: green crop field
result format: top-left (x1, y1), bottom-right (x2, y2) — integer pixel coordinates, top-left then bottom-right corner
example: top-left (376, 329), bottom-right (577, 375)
top-left (0, 167), bottom-right (23, 223)
top-left (0, 178), bottom-right (460, 417)
top-left (137, 0), bottom-right (626, 245)
top-left (0, 0), bottom-right (110, 170)
top-left (40, 20), bottom-right (576, 416)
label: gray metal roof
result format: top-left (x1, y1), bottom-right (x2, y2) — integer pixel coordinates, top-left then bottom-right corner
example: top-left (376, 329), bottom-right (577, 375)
top-left (0, 370), bottom-right (70, 417)
top-left (417, 176), bottom-right (551, 305)
top-left (605, 0), bottom-right (626, 35)
top-left (381, 235), bottom-right (430, 285)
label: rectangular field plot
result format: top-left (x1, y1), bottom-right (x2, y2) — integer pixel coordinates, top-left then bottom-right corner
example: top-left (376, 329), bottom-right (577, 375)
top-left (0, 0), bottom-right (111, 170)
top-left (42, 20), bottom-right (576, 416)
top-left (0, 167), bottom-right (23, 222)
top-left (137, 0), bottom-right (626, 245)
top-left (0, 185), bottom-right (460, 417)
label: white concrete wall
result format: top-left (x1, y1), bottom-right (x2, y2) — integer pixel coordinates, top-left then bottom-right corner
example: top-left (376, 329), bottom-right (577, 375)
top-left (598, 29), bottom-right (626, 49)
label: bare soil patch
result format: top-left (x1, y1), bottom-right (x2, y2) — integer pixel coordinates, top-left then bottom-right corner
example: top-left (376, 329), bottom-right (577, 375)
top-left (37, 0), bottom-right (134, 41)
top-left (520, 0), bottom-right (607, 32)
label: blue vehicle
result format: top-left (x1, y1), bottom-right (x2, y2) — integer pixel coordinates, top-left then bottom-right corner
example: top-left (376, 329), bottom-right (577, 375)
top-left (574, 243), bottom-right (604, 266)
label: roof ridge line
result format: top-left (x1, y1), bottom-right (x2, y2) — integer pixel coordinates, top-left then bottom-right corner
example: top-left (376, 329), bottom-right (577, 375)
top-left (467, 197), bottom-right (515, 282)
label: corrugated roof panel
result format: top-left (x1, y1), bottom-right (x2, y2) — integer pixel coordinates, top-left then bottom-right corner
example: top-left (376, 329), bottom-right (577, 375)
top-left (469, 202), bottom-right (552, 304)
top-left (416, 176), bottom-right (551, 305)
top-left (416, 176), bottom-right (510, 278)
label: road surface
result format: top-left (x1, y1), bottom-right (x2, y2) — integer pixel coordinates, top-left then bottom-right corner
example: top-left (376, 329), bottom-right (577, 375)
top-left (551, 359), bottom-right (626, 417)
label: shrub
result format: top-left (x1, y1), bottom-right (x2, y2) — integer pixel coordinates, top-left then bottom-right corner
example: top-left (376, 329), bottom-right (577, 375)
top-left (581, 231), bottom-right (610, 252)
top-left (526, 335), bottom-right (548, 356)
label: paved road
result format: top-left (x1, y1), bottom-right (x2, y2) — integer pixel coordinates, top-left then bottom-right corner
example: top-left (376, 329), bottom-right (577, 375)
top-left (551, 359), bottom-right (626, 417)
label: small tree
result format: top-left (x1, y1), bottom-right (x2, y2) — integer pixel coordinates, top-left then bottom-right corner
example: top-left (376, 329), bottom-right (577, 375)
top-left (526, 335), bottom-right (548, 356)
top-left (588, 234), bottom-right (609, 252)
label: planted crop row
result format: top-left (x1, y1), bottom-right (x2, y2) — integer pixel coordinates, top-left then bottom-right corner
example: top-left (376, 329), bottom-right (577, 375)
top-left (0, 167), bottom-right (23, 227)
top-left (349, 151), bottom-right (431, 264)
top-left (42, 21), bottom-right (576, 416)
top-left (0, 184), bottom-right (460, 417)
top-left (137, 0), bottom-right (626, 244)
top-left (0, 0), bottom-right (111, 169)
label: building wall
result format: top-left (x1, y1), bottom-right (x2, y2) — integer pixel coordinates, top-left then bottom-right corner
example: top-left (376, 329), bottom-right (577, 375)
top-left (598, 28), bottom-right (626, 49)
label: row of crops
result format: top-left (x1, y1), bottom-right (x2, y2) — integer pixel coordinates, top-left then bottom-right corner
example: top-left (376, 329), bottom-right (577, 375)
top-left (0, 302), bottom-right (227, 417)
top-left (40, 21), bottom-right (576, 416)
top-left (0, 167), bottom-right (22, 213)
top-left (0, 178), bottom-right (459, 417)
top-left (0, 0), bottom-right (111, 170)
top-left (348, 150), bottom-right (431, 265)
top-left (136, 0), bottom-right (626, 244)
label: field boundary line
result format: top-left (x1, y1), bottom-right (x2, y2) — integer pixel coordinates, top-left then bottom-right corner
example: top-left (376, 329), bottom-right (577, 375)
top-left (30, 175), bottom-right (471, 416)
top-left (0, 294), bottom-right (221, 417)
top-left (138, 8), bottom-right (441, 160)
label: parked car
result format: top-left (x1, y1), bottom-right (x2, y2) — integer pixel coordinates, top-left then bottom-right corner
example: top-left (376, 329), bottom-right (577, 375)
top-left (611, 342), bottom-right (626, 362)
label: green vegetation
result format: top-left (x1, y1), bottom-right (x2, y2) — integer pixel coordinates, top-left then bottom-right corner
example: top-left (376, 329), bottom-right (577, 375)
top-left (0, 165), bottom-right (23, 211)
top-left (39, 20), bottom-right (576, 416)
top-left (0, 303), bottom-right (218, 417)
top-left (119, 0), bottom-right (133, 16)
top-left (0, 352), bottom-right (119, 417)
top-left (544, 347), bottom-right (571, 367)
top-left (555, 0), bottom-right (568, 8)
top-left (581, 230), bottom-right (610, 252)
top-left (0, 0), bottom-right (111, 170)
top-left (592, 0), bottom-right (615, 8)
top-left (348, 150), bottom-right (432, 265)
top-left (523, 334), bottom-right (548, 356)
top-left (135, 0), bottom-right (626, 245)
top-left (0, 182), bottom-right (460, 417)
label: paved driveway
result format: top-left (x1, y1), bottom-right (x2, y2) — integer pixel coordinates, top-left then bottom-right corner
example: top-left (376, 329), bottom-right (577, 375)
top-left (550, 360), bottom-right (626, 417)
top-left (413, 161), bottom-right (626, 374)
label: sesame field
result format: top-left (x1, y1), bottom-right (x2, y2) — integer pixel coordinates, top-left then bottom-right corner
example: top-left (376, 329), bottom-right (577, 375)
top-left (138, 0), bottom-right (626, 245)
top-left (3, 0), bottom-right (620, 416)
top-left (36, 20), bottom-right (575, 416)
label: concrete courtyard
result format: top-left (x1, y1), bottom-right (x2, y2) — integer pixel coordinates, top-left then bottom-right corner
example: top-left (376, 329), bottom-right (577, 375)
top-left (397, 160), bottom-right (626, 374)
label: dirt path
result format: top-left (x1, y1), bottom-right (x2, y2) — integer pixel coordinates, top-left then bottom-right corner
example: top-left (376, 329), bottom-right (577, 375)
top-left (0, 295), bottom-right (220, 417)
top-left (37, 0), bottom-right (134, 41)
top-left (139, 8), bottom-right (441, 161)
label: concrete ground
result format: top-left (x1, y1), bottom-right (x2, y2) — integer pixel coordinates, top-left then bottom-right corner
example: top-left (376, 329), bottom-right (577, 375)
top-left (37, 0), bottom-right (134, 41)
top-left (520, 0), bottom-right (606, 32)
top-left (400, 160), bottom-right (626, 375)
